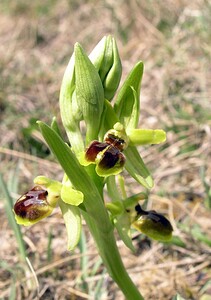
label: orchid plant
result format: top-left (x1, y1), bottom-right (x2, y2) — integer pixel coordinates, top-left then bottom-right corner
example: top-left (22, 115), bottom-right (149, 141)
top-left (13, 36), bottom-right (173, 300)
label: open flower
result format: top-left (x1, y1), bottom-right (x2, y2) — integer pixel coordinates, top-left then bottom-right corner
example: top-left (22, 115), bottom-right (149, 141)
top-left (13, 175), bottom-right (83, 251)
top-left (131, 205), bottom-right (173, 242)
top-left (81, 123), bottom-right (128, 177)
top-left (14, 185), bottom-right (59, 226)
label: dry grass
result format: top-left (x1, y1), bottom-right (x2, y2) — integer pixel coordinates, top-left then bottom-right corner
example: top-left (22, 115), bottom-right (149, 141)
top-left (0, 0), bottom-right (211, 299)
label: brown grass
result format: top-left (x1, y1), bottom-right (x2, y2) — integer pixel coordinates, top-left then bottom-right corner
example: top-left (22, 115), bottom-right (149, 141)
top-left (0, 0), bottom-right (211, 299)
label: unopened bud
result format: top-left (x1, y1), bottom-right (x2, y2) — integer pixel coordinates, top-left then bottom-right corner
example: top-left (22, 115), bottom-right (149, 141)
top-left (74, 43), bottom-right (104, 144)
top-left (89, 35), bottom-right (122, 101)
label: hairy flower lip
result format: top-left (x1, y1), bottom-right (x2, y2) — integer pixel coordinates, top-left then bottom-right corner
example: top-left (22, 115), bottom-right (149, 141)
top-left (14, 186), bottom-right (50, 221)
top-left (85, 140), bottom-right (108, 162)
top-left (97, 145), bottom-right (125, 169)
top-left (132, 209), bottom-right (173, 241)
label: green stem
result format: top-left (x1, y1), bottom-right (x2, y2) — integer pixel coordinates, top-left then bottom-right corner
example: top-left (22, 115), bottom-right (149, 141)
top-left (38, 122), bottom-right (144, 299)
top-left (82, 211), bottom-right (144, 300)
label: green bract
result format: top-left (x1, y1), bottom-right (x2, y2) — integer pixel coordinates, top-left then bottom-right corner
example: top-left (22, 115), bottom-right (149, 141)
top-left (114, 61), bottom-right (143, 130)
top-left (59, 53), bottom-right (84, 153)
top-left (75, 43), bottom-right (104, 145)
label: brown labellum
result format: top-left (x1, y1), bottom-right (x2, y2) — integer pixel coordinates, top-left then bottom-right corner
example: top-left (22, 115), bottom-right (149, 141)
top-left (14, 186), bottom-right (49, 221)
top-left (98, 146), bottom-right (126, 169)
top-left (85, 140), bottom-right (108, 162)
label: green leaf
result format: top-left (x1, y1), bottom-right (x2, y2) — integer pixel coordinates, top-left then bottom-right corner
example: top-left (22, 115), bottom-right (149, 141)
top-left (51, 116), bottom-right (62, 138)
top-left (124, 145), bottom-right (153, 189)
top-left (128, 129), bottom-right (166, 145)
top-left (59, 200), bottom-right (81, 250)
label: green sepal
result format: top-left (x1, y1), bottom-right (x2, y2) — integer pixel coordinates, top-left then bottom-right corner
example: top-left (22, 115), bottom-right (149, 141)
top-left (34, 175), bottom-right (62, 208)
top-left (59, 200), bottom-right (81, 251)
top-left (89, 35), bottom-right (122, 101)
top-left (128, 129), bottom-right (166, 145)
top-left (74, 43), bottom-right (104, 144)
top-left (61, 180), bottom-right (84, 206)
top-left (78, 151), bottom-right (93, 167)
top-left (124, 145), bottom-right (153, 189)
top-left (114, 61), bottom-right (144, 128)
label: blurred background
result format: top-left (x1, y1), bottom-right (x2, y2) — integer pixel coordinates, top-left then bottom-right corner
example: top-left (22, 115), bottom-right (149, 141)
top-left (0, 0), bottom-right (211, 299)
